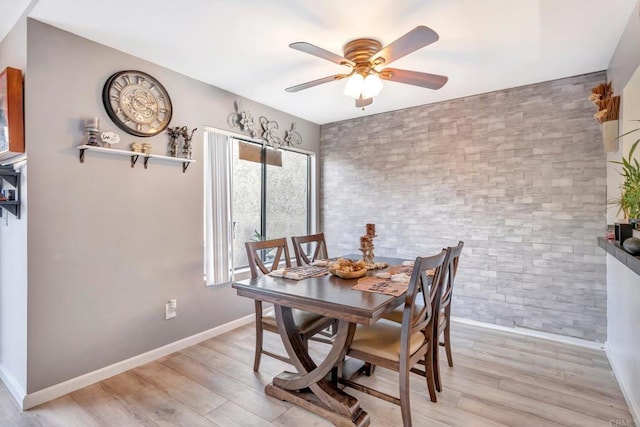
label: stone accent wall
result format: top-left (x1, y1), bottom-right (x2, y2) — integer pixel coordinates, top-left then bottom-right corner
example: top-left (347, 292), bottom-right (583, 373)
top-left (320, 72), bottom-right (608, 342)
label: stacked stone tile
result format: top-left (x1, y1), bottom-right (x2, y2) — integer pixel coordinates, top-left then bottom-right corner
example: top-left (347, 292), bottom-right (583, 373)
top-left (320, 72), bottom-right (607, 342)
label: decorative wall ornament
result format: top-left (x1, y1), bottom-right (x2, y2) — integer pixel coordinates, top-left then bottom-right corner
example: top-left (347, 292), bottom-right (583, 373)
top-left (166, 125), bottom-right (197, 158)
top-left (181, 126), bottom-right (197, 159)
top-left (227, 100), bottom-right (303, 149)
top-left (228, 100), bottom-right (257, 138)
top-left (283, 123), bottom-right (302, 147)
top-left (167, 126), bottom-right (183, 157)
top-left (259, 116), bottom-right (282, 147)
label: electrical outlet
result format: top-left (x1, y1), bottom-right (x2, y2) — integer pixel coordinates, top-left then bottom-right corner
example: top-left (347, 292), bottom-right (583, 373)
top-left (165, 299), bottom-right (177, 320)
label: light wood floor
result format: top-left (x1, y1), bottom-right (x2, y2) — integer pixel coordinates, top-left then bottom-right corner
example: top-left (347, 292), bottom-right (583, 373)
top-left (0, 322), bottom-right (633, 426)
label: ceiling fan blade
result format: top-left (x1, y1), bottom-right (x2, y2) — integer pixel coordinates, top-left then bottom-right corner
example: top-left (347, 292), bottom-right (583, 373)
top-left (289, 42), bottom-right (355, 67)
top-left (285, 74), bottom-right (350, 92)
top-left (379, 68), bottom-right (448, 90)
top-left (355, 95), bottom-right (373, 108)
top-left (370, 26), bottom-right (439, 66)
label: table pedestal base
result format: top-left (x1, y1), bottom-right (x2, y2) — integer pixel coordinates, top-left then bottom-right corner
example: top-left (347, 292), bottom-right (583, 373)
top-left (266, 383), bottom-right (370, 427)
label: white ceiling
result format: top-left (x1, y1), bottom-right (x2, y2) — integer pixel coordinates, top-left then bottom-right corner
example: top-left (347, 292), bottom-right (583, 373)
top-left (0, 0), bottom-right (636, 124)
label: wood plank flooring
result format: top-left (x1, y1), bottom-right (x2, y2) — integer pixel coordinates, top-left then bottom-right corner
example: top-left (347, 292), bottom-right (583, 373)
top-left (0, 322), bottom-right (633, 426)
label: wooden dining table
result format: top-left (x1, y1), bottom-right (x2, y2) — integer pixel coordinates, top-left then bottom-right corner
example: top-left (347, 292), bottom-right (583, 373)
top-left (232, 255), bottom-right (411, 427)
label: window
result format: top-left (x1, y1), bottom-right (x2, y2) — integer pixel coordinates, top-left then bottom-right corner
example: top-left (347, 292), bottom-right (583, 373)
top-left (232, 140), bottom-right (311, 269)
top-left (204, 129), bottom-right (314, 285)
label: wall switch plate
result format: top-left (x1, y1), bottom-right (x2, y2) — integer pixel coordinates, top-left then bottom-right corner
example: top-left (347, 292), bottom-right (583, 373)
top-left (165, 299), bottom-right (177, 320)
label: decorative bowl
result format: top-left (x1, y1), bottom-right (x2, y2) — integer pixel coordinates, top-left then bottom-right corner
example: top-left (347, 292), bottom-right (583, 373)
top-left (330, 268), bottom-right (367, 279)
top-left (623, 237), bottom-right (640, 255)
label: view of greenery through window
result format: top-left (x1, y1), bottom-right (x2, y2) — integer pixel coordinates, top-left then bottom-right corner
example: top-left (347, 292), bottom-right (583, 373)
top-left (232, 140), bottom-right (310, 269)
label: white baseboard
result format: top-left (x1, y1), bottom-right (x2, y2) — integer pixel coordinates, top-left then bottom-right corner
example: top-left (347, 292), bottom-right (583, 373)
top-left (451, 316), bottom-right (604, 350)
top-left (0, 365), bottom-right (26, 411)
top-left (605, 342), bottom-right (640, 425)
top-left (21, 313), bottom-right (255, 410)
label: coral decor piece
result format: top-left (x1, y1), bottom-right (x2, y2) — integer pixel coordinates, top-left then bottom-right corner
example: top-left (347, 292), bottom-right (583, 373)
top-left (589, 82), bottom-right (619, 124)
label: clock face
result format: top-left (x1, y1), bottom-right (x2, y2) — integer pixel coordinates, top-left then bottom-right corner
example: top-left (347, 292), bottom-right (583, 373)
top-left (102, 70), bottom-right (172, 137)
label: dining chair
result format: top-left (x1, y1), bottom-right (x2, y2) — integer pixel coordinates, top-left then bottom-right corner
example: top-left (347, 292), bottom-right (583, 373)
top-left (290, 233), bottom-right (338, 338)
top-left (381, 241), bottom-right (464, 394)
top-left (245, 238), bottom-right (335, 371)
top-left (340, 249), bottom-right (450, 427)
top-left (291, 232), bottom-right (328, 266)
top-left (433, 240), bottom-right (464, 392)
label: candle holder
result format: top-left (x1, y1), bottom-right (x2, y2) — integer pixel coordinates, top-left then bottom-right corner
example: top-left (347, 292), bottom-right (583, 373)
top-left (86, 128), bottom-right (100, 146)
top-left (366, 223), bottom-right (376, 237)
top-left (359, 235), bottom-right (375, 266)
top-left (84, 118), bottom-right (100, 146)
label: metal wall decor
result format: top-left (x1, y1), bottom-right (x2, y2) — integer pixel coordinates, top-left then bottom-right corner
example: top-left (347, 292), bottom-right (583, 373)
top-left (181, 126), bottom-right (197, 159)
top-left (228, 100), bottom-right (257, 138)
top-left (284, 123), bottom-right (302, 147)
top-left (227, 100), bottom-right (302, 148)
top-left (167, 126), bottom-right (183, 157)
top-left (166, 125), bottom-right (197, 159)
top-left (259, 116), bottom-right (281, 147)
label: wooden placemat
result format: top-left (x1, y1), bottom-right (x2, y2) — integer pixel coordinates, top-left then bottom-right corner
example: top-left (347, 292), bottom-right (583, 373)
top-left (386, 265), bottom-right (414, 275)
top-left (283, 265), bottom-right (329, 280)
top-left (352, 277), bottom-right (408, 296)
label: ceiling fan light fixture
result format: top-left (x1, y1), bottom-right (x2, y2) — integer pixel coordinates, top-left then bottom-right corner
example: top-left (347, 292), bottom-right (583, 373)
top-left (343, 73), bottom-right (364, 99)
top-left (289, 26), bottom-right (446, 106)
top-left (362, 73), bottom-right (383, 98)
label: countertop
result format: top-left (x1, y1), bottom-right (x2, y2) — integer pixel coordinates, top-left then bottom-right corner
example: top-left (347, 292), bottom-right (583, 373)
top-left (598, 237), bottom-right (640, 276)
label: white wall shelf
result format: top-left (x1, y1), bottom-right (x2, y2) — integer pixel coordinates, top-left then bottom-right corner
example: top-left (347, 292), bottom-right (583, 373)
top-left (77, 145), bottom-right (195, 172)
top-left (0, 168), bottom-right (21, 218)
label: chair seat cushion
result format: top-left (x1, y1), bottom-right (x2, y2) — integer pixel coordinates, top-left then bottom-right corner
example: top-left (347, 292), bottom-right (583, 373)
top-left (263, 309), bottom-right (330, 334)
top-left (349, 319), bottom-right (426, 362)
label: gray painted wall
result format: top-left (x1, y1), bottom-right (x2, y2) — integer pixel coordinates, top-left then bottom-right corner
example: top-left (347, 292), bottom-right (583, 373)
top-left (0, 4), bottom-right (30, 397)
top-left (320, 73), bottom-right (607, 342)
top-left (24, 19), bottom-right (319, 392)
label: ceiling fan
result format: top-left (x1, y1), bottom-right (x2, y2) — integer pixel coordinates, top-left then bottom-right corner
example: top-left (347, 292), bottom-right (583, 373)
top-left (285, 26), bottom-right (448, 109)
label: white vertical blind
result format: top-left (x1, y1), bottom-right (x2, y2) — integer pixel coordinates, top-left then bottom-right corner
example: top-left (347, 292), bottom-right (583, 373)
top-left (204, 130), bottom-right (233, 286)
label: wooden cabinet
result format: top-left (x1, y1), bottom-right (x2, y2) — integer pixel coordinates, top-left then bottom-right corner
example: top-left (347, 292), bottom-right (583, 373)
top-left (0, 67), bottom-right (25, 161)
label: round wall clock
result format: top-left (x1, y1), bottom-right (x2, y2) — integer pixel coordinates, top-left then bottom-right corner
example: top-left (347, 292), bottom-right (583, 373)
top-left (102, 70), bottom-right (172, 137)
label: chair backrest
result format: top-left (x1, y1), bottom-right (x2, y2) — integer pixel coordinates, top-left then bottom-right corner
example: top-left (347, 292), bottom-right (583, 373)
top-left (440, 241), bottom-right (464, 311)
top-left (401, 249), bottom-right (450, 345)
top-left (291, 233), bottom-right (328, 266)
top-left (245, 238), bottom-right (291, 279)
